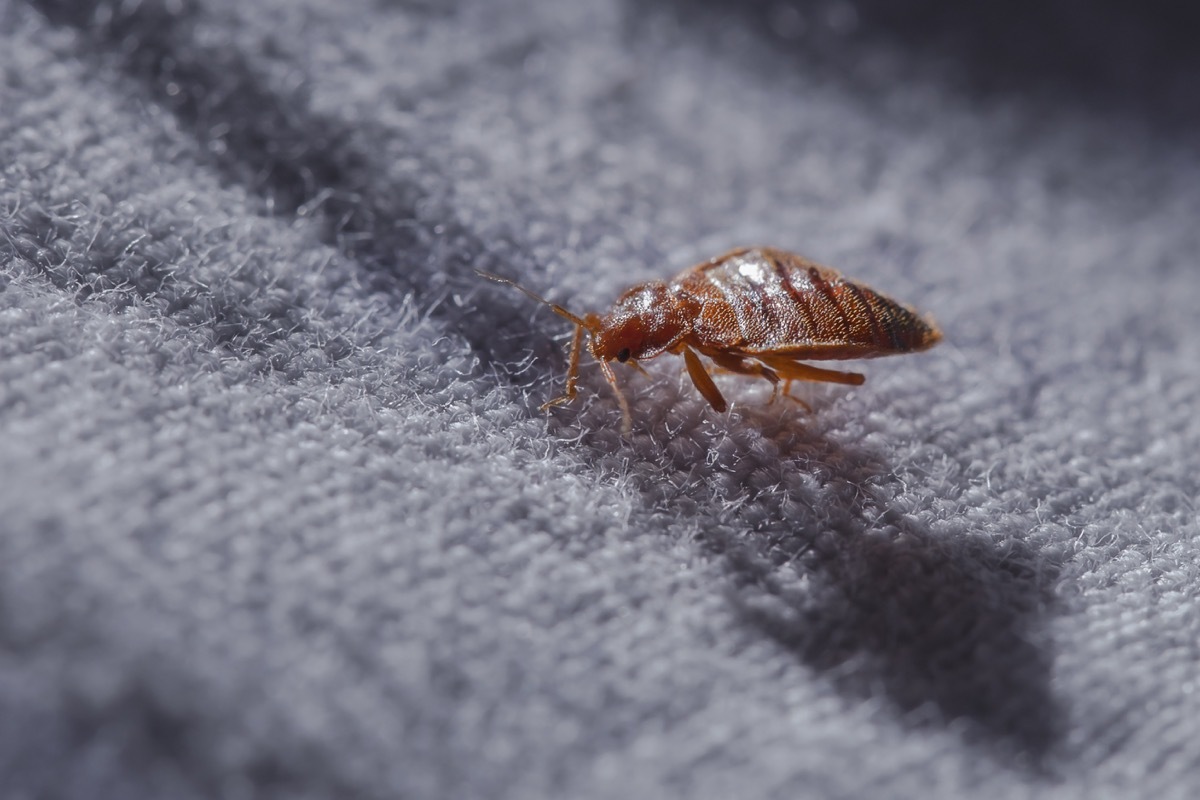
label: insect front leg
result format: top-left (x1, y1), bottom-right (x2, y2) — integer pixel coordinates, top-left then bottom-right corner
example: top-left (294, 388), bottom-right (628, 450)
top-left (597, 359), bottom-right (634, 434)
top-left (539, 323), bottom-right (585, 410)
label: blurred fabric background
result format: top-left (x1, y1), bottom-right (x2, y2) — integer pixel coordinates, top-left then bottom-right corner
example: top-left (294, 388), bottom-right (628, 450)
top-left (3, 1), bottom-right (1200, 797)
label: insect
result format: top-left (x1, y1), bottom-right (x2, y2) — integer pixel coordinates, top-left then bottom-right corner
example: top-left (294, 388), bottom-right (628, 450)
top-left (480, 246), bottom-right (942, 432)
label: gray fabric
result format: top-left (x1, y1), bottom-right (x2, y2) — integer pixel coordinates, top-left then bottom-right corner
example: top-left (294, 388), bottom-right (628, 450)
top-left (3, 0), bottom-right (1200, 797)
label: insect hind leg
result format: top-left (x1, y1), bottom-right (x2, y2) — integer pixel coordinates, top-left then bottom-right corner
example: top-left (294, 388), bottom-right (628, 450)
top-left (758, 355), bottom-right (865, 388)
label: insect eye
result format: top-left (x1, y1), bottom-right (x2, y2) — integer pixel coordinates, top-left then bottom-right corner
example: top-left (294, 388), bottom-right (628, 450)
top-left (616, 348), bottom-right (631, 363)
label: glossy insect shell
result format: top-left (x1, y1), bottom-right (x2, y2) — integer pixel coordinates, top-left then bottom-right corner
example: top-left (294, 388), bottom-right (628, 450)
top-left (593, 247), bottom-right (941, 364)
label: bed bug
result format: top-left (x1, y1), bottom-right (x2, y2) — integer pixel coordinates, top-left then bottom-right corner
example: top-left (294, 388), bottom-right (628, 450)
top-left (480, 246), bottom-right (942, 432)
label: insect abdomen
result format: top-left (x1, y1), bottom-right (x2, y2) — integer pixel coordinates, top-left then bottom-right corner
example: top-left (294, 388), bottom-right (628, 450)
top-left (673, 247), bottom-right (940, 359)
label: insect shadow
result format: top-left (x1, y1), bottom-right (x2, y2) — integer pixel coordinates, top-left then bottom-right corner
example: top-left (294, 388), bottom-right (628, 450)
top-left (583, 393), bottom-right (1065, 771)
top-left (477, 261), bottom-right (1063, 766)
top-left (730, 505), bottom-right (1063, 771)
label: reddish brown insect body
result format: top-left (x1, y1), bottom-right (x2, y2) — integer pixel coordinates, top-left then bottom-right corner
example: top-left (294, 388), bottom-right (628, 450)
top-left (482, 246), bottom-right (941, 432)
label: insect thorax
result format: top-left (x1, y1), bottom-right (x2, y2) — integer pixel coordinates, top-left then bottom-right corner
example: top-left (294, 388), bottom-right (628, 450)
top-left (590, 281), bottom-right (694, 362)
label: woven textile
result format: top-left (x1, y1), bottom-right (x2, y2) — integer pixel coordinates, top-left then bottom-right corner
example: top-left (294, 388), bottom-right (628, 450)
top-left (3, 1), bottom-right (1200, 797)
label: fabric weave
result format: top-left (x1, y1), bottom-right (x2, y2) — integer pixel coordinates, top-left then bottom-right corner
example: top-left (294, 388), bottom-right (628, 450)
top-left (3, 1), bottom-right (1199, 797)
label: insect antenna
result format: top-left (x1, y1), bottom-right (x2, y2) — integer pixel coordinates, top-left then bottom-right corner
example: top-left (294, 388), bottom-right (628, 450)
top-left (475, 269), bottom-right (594, 331)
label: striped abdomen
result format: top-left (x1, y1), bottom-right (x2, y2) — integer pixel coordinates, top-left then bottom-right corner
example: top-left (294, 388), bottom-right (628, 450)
top-left (671, 247), bottom-right (942, 359)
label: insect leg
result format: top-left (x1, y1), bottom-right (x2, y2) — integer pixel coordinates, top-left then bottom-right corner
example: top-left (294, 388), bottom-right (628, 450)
top-left (682, 348), bottom-right (728, 414)
top-left (539, 323), bottom-right (585, 410)
top-left (757, 355), bottom-right (865, 386)
top-left (597, 358), bottom-right (634, 434)
top-left (700, 350), bottom-right (808, 406)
